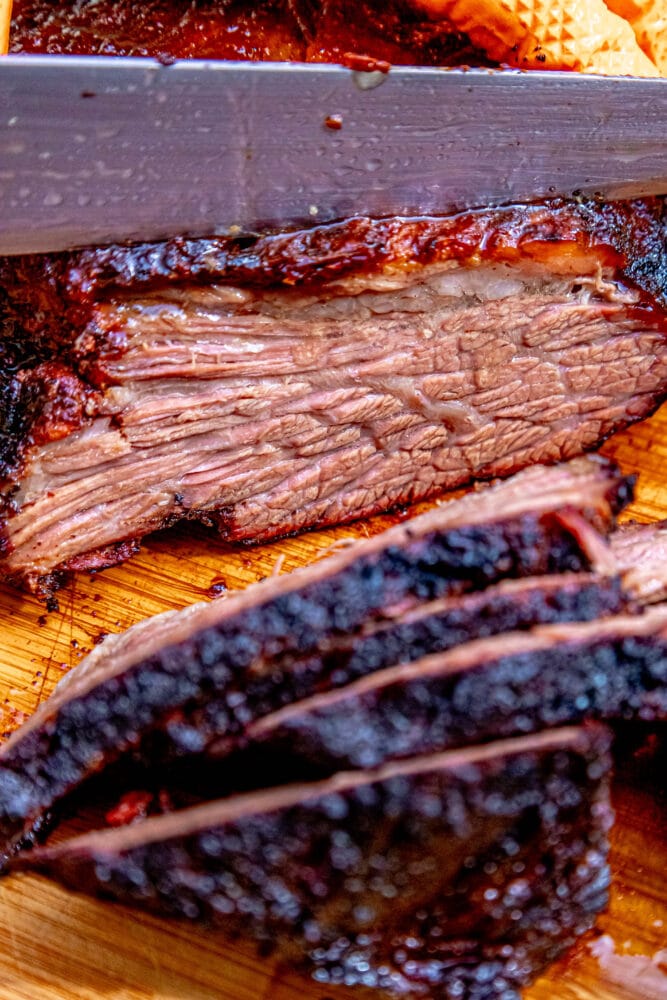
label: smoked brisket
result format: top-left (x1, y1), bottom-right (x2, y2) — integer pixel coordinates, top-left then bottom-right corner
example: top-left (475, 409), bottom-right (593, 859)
top-left (1, 199), bottom-right (665, 593)
top-left (240, 607), bottom-right (667, 775)
top-left (14, 727), bottom-right (614, 1000)
top-left (1, 458), bottom-right (666, 997)
top-left (4, 7), bottom-right (667, 996)
top-left (0, 456), bottom-right (628, 864)
top-left (610, 519), bottom-right (667, 604)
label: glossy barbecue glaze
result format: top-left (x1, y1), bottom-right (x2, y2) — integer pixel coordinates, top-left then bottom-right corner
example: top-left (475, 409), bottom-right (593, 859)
top-left (9, 0), bottom-right (485, 64)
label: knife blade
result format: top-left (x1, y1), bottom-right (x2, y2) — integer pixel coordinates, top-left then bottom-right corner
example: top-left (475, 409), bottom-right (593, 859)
top-left (0, 56), bottom-right (666, 256)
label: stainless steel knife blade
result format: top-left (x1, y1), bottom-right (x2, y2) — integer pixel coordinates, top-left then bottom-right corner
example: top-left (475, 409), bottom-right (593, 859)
top-left (0, 56), bottom-right (666, 255)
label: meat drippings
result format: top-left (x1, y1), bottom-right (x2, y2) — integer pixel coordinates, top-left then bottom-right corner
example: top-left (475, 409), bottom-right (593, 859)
top-left (589, 935), bottom-right (667, 997)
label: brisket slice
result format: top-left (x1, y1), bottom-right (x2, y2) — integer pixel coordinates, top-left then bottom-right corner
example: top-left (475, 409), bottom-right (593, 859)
top-left (1, 199), bottom-right (664, 593)
top-left (0, 458), bottom-right (626, 864)
top-left (153, 572), bottom-right (626, 765)
top-left (14, 727), bottom-right (613, 1000)
top-left (239, 607), bottom-right (667, 775)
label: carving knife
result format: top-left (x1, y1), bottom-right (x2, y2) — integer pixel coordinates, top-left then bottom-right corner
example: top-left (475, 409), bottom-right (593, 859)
top-left (0, 56), bottom-right (666, 255)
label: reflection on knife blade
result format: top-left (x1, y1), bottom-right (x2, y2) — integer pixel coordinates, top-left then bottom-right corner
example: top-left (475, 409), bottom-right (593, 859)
top-left (0, 58), bottom-right (666, 255)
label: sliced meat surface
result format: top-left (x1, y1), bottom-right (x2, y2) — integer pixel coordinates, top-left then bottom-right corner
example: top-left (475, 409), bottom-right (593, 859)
top-left (155, 572), bottom-right (627, 765)
top-left (14, 727), bottom-right (613, 1000)
top-left (1, 199), bottom-right (664, 593)
top-left (0, 456), bottom-right (625, 864)
top-left (611, 519), bottom-right (667, 604)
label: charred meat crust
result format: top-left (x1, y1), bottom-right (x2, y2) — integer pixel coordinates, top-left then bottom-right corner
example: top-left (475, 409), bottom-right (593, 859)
top-left (0, 368), bottom-right (25, 491)
top-left (0, 456), bottom-right (628, 860)
top-left (0, 505), bottom-right (618, 862)
top-left (156, 572), bottom-right (628, 766)
top-left (0, 463), bottom-right (662, 995)
top-left (15, 727), bottom-right (613, 1000)
top-left (239, 608), bottom-right (667, 776)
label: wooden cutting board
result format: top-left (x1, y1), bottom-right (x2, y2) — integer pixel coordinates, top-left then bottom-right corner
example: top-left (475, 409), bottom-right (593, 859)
top-left (0, 410), bottom-right (666, 1000)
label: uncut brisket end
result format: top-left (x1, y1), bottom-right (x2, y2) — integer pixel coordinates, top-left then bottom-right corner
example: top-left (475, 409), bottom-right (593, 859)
top-left (14, 727), bottom-right (614, 1000)
top-left (0, 457), bottom-right (625, 864)
top-left (243, 606), bottom-right (667, 775)
top-left (0, 199), bottom-right (664, 592)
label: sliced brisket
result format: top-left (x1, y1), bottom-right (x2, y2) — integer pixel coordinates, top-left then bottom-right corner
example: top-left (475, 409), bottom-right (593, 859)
top-left (14, 727), bottom-right (614, 1000)
top-left (1, 199), bottom-right (664, 593)
top-left (154, 572), bottom-right (627, 765)
top-left (4, 8), bottom-right (667, 995)
top-left (0, 458), bottom-right (664, 997)
top-left (0, 456), bottom-right (626, 864)
top-left (240, 607), bottom-right (667, 775)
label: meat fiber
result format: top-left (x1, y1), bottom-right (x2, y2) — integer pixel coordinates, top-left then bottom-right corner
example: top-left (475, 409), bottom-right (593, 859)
top-left (0, 456), bottom-right (628, 864)
top-left (1, 199), bottom-right (666, 594)
top-left (13, 727), bottom-right (614, 1000)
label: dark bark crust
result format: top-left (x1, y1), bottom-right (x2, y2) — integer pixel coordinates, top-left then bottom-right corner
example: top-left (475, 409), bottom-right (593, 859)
top-left (163, 573), bottom-right (628, 767)
top-left (18, 727), bottom-right (613, 1000)
top-left (242, 619), bottom-right (667, 777)
top-left (1, 6), bottom-right (665, 994)
top-left (1, 463), bottom-right (665, 996)
top-left (0, 507), bottom-right (615, 862)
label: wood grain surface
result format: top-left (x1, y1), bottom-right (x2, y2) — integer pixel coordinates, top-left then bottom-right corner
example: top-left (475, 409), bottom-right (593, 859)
top-left (0, 409), bottom-right (666, 1000)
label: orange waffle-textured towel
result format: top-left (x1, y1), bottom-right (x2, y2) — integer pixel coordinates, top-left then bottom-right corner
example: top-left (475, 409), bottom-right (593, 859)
top-left (0, 0), bottom-right (13, 54)
top-left (605, 0), bottom-right (667, 73)
top-left (415, 0), bottom-right (660, 75)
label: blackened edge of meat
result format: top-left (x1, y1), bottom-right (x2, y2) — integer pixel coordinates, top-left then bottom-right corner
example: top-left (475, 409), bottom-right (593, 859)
top-left (0, 201), bottom-right (664, 367)
top-left (583, 197), bottom-right (667, 310)
top-left (240, 612), bottom-right (667, 776)
top-left (0, 503), bottom-right (624, 862)
top-left (0, 199), bottom-right (659, 565)
top-left (159, 572), bottom-right (628, 767)
top-left (0, 369), bottom-right (25, 509)
top-left (0, 336), bottom-right (101, 504)
top-left (15, 726), bottom-right (613, 1000)
top-left (14, 538), bottom-right (144, 603)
